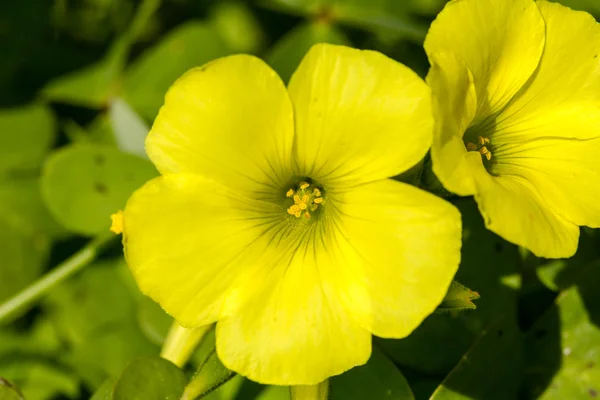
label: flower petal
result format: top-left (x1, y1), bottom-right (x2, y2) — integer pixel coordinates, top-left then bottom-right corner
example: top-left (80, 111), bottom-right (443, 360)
top-left (424, 0), bottom-right (545, 120)
top-left (324, 179), bottom-right (462, 338)
top-left (428, 52), bottom-right (478, 196)
top-left (468, 154), bottom-right (579, 258)
top-left (216, 245), bottom-right (371, 385)
top-left (493, 137), bottom-right (600, 229)
top-left (123, 174), bottom-right (285, 327)
top-left (146, 55), bottom-right (294, 197)
top-left (288, 43), bottom-right (433, 187)
top-left (493, 2), bottom-right (600, 142)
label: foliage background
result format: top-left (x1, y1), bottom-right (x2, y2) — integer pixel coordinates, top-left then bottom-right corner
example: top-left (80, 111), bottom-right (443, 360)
top-left (1, 0), bottom-right (600, 399)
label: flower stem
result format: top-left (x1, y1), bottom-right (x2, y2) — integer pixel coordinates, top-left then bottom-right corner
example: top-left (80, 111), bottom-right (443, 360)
top-left (290, 381), bottom-right (329, 400)
top-left (0, 232), bottom-right (115, 324)
top-left (160, 322), bottom-right (211, 367)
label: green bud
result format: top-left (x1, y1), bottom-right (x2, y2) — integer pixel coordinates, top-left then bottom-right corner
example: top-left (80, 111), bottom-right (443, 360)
top-left (435, 281), bottom-right (480, 313)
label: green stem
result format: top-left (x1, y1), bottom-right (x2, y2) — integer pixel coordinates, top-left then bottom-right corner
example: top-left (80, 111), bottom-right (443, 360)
top-left (0, 232), bottom-right (115, 324)
top-left (290, 381), bottom-right (329, 400)
top-left (161, 322), bottom-right (212, 368)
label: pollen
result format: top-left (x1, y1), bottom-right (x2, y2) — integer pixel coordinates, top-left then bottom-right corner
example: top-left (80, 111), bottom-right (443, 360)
top-left (286, 181), bottom-right (325, 219)
top-left (465, 136), bottom-right (493, 161)
top-left (110, 210), bottom-right (124, 234)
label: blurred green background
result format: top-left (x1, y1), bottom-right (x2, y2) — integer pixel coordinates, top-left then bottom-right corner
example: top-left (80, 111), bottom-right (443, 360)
top-left (2, 0), bottom-right (600, 399)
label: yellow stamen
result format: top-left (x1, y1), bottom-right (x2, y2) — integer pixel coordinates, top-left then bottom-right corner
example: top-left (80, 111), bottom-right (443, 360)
top-left (286, 181), bottom-right (325, 218)
top-left (110, 210), bottom-right (124, 234)
top-left (465, 136), bottom-right (493, 161)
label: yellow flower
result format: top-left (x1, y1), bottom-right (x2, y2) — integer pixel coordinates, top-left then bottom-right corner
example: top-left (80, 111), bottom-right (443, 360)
top-left (121, 43), bottom-right (461, 385)
top-left (425, 0), bottom-right (600, 258)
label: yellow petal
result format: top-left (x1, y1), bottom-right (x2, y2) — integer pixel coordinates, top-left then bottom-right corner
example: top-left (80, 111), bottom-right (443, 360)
top-left (288, 43), bottom-right (433, 187)
top-left (424, 0), bottom-right (545, 120)
top-left (123, 174), bottom-right (285, 327)
top-left (468, 154), bottom-right (579, 259)
top-left (146, 55), bottom-right (294, 198)
top-left (324, 179), bottom-right (462, 338)
top-left (216, 243), bottom-right (371, 385)
top-left (493, 137), bottom-right (600, 229)
top-left (493, 2), bottom-right (600, 142)
top-left (428, 52), bottom-right (478, 196)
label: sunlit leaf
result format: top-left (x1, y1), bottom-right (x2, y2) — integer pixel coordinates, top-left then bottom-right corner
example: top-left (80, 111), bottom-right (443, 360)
top-left (523, 260), bottom-right (600, 399)
top-left (112, 357), bottom-right (187, 400)
top-left (41, 144), bottom-right (157, 235)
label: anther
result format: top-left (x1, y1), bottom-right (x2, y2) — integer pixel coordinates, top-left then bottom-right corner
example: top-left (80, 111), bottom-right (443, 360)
top-left (465, 136), bottom-right (493, 162)
top-left (286, 181), bottom-right (325, 218)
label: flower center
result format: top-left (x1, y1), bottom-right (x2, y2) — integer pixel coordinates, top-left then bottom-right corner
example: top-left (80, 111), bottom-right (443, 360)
top-left (286, 181), bottom-right (325, 219)
top-left (465, 136), bottom-right (493, 161)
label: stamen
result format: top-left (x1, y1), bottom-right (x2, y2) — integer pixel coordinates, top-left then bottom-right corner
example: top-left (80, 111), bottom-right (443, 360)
top-left (465, 136), bottom-right (493, 161)
top-left (286, 181), bottom-right (325, 218)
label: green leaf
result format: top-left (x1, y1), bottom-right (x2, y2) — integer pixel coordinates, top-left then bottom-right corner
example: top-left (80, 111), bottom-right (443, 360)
top-left (430, 318), bottom-right (523, 400)
top-left (90, 378), bottom-right (117, 400)
top-left (136, 296), bottom-right (173, 345)
top-left (113, 357), bottom-right (187, 400)
top-left (209, 1), bottom-right (266, 53)
top-left (330, 0), bottom-right (428, 42)
top-left (255, 386), bottom-right (290, 400)
top-left (435, 281), bottom-right (480, 313)
top-left (551, 0), bottom-right (600, 16)
top-left (109, 98), bottom-right (149, 158)
top-left (40, 0), bottom-right (161, 108)
top-left (41, 144), bottom-right (157, 235)
top-left (0, 317), bottom-right (61, 357)
top-left (0, 361), bottom-right (79, 400)
top-left (183, 349), bottom-right (235, 399)
top-left (122, 22), bottom-right (232, 121)
top-left (329, 346), bottom-right (414, 400)
top-left (523, 260), bottom-right (600, 399)
top-left (378, 198), bottom-right (521, 375)
top-left (45, 259), bottom-right (158, 388)
top-left (265, 21), bottom-right (350, 83)
top-left (0, 217), bottom-right (49, 305)
top-left (40, 39), bottom-right (128, 108)
top-left (0, 378), bottom-right (24, 400)
top-left (0, 178), bottom-right (66, 239)
top-left (0, 104), bottom-right (56, 178)
top-left (259, 0), bottom-right (428, 42)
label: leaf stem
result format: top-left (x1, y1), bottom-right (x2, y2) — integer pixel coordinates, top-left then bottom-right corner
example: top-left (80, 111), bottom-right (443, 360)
top-left (0, 232), bottom-right (116, 324)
